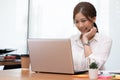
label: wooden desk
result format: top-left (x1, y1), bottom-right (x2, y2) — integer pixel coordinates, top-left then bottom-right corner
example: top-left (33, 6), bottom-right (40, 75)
top-left (0, 59), bottom-right (21, 66)
top-left (0, 69), bottom-right (89, 80)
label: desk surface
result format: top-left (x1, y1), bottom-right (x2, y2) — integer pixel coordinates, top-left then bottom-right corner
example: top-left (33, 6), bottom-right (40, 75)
top-left (0, 69), bottom-right (89, 80)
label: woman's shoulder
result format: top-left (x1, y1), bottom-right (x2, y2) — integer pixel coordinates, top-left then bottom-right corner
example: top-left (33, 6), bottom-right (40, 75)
top-left (96, 33), bottom-right (112, 42)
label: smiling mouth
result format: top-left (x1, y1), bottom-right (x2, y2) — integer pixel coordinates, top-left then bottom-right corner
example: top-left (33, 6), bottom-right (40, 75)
top-left (79, 27), bottom-right (90, 33)
top-left (84, 27), bottom-right (89, 32)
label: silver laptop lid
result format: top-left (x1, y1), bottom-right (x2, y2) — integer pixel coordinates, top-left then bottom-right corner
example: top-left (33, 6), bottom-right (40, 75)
top-left (28, 38), bottom-right (75, 74)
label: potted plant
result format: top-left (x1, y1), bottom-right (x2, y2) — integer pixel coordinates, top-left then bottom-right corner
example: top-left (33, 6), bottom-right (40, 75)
top-left (89, 61), bottom-right (98, 79)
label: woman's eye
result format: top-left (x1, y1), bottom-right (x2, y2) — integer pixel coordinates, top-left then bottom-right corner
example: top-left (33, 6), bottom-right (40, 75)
top-left (81, 20), bottom-right (87, 23)
top-left (74, 19), bottom-right (87, 24)
top-left (75, 21), bottom-right (79, 24)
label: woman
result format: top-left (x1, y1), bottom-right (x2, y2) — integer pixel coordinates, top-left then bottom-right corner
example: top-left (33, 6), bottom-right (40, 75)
top-left (71, 2), bottom-right (112, 72)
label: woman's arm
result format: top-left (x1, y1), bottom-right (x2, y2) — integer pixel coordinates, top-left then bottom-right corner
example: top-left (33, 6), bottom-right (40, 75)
top-left (82, 27), bottom-right (97, 57)
top-left (86, 36), bottom-right (112, 69)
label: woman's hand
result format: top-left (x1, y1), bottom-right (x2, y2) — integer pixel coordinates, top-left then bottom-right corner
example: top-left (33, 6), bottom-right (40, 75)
top-left (82, 27), bottom-right (97, 43)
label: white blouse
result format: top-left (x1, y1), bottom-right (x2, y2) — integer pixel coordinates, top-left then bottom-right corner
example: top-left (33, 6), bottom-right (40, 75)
top-left (70, 33), bottom-right (112, 72)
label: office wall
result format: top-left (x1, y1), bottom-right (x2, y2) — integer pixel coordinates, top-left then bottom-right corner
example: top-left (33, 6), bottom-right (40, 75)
top-left (0, 0), bottom-right (28, 53)
top-left (105, 0), bottom-right (120, 70)
top-left (29, 0), bottom-right (80, 38)
top-left (0, 0), bottom-right (16, 45)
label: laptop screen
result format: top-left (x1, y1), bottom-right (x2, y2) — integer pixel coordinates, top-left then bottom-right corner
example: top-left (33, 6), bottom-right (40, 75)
top-left (28, 38), bottom-right (76, 74)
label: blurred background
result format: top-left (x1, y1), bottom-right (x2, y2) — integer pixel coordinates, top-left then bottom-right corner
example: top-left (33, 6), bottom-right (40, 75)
top-left (0, 0), bottom-right (120, 70)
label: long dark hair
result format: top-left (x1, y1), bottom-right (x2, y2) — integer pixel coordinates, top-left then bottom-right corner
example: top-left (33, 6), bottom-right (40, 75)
top-left (73, 2), bottom-right (98, 32)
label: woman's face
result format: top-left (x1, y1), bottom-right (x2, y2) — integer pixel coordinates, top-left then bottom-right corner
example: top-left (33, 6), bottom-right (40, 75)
top-left (74, 12), bottom-right (96, 34)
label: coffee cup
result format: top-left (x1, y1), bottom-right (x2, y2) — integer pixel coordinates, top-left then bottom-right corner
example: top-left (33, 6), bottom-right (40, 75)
top-left (21, 54), bottom-right (30, 69)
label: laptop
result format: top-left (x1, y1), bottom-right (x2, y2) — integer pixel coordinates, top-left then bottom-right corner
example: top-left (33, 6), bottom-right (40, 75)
top-left (28, 38), bottom-right (87, 74)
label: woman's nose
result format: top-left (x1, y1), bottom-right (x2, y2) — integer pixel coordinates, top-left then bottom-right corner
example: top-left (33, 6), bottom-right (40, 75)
top-left (78, 22), bottom-right (84, 28)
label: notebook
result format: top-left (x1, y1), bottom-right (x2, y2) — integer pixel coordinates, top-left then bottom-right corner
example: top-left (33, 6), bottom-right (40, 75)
top-left (28, 38), bottom-right (87, 74)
